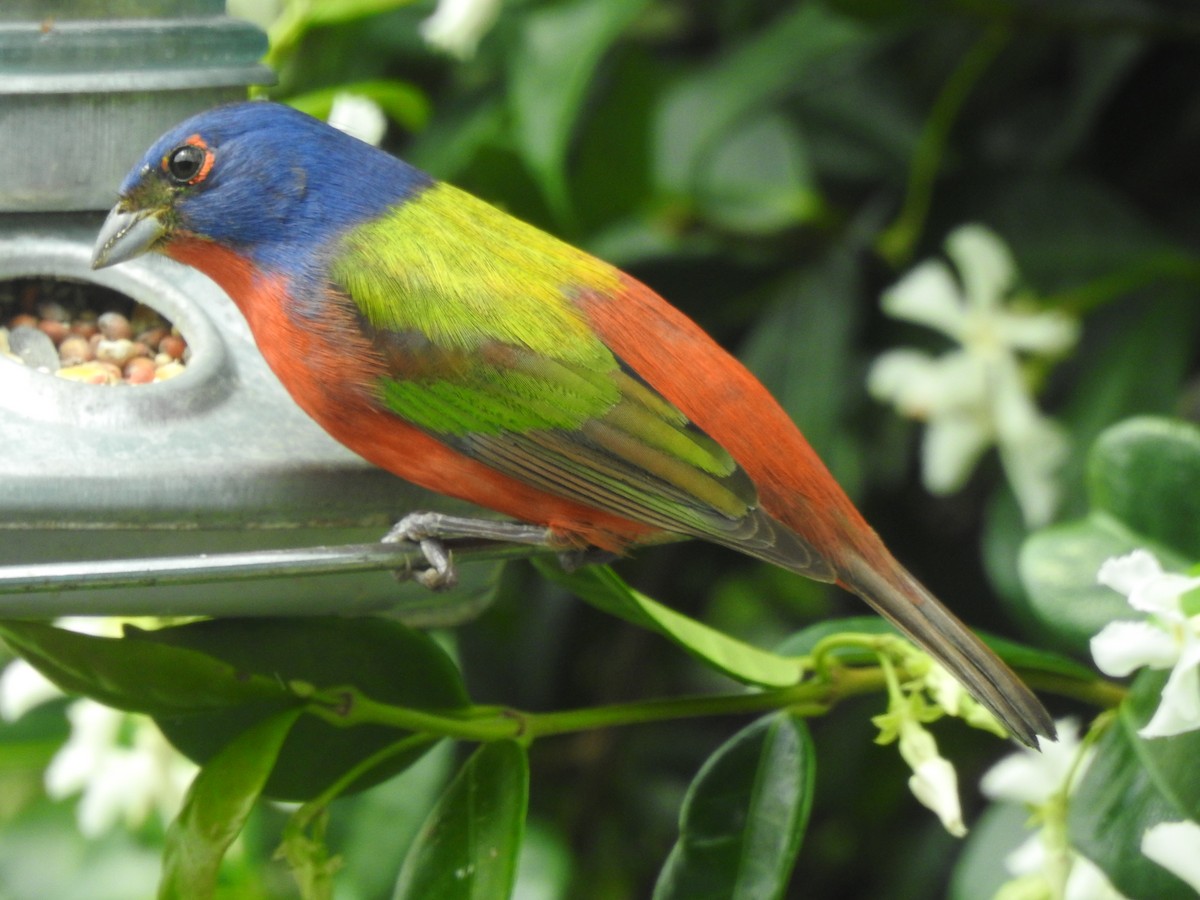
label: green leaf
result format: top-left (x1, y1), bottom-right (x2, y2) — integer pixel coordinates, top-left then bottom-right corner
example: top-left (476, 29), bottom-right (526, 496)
top-left (1059, 297), bottom-right (1200, 506)
top-left (986, 175), bottom-right (1182, 294)
top-left (287, 79), bottom-right (431, 132)
top-left (978, 633), bottom-right (1099, 683)
top-left (694, 113), bottom-right (820, 234)
top-left (1088, 417), bottom-right (1200, 559)
top-left (534, 561), bottom-right (803, 688)
top-left (1071, 671), bottom-right (1200, 899)
top-left (393, 741), bottom-right (530, 900)
top-left (407, 97), bottom-right (507, 181)
top-left (140, 618), bottom-right (469, 801)
top-left (509, 0), bottom-right (648, 220)
top-left (1030, 35), bottom-right (1145, 168)
top-left (0, 620), bottom-right (288, 716)
top-left (302, 0), bottom-right (420, 28)
top-left (337, 744), bottom-right (456, 900)
top-left (1019, 417), bottom-right (1200, 655)
top-left (823, 0), bottom-right (922, 19)
top-left (653, 713), bottom-right (815, 900)
top-left (1122, 673), bottom-right (1200, 819)
top-left (571, 51), bottom-right (662, 231)
top-left (1019, 515), bottom-right (1161, 655)
top-left (949, 801), bottom-right (1034, 900)
top-left (159, 708), bottom-right (303, 900)
top-left (653, 4), bottom-right (873, 198)
top-left (787, 41), bottom-right (921, 183)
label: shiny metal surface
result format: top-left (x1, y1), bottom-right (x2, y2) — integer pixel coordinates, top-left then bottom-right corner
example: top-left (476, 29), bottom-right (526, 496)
top-left (0, 218), bottom-right (488, 619)
top-left (0, 1), bottom-right (271, 211)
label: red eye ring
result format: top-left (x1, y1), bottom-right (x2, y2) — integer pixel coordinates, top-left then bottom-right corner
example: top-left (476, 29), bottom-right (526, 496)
top-left (162, 136), bottom-right (213, 186)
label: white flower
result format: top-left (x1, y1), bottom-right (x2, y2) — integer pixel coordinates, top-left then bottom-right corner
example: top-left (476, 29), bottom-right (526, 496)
top-left (327, 93), bottom-right (388, 147)
top-left (993, 846), bottom-right (1127, 900)
top-left (0, 657), bottom-right (64, 721)
top-left (1091, 550), bottom-right (1200, 738)
top-left (868, 224), bottom-right (1078, 526)
top-left (0, 618), bottom-right (114, 723)
top-left (1, 617), bottom-right (198, 838)
top-left (980, 718), bottom-right (1089, 806)
top-left (1141, 820), bottom-right (1200, 892)
top-left (982, 718), bottom-right (1127, 899)
top-left (45, 699), bottom-right (197, 839)
top-left (903, 734), bottom-right (966, 838)
top-left (922, 660), bottom-right (1006, 736)
top-left (420, 0), bottom-right (502, 60)
top-left (875, 695), bottom-right (966, 837)
top-left (1061, 856), bottom-right (1126, 900)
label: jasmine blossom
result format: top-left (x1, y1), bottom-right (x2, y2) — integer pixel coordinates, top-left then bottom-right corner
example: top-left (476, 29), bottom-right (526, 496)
top-left (869, 225), bottom-right (1077, 525)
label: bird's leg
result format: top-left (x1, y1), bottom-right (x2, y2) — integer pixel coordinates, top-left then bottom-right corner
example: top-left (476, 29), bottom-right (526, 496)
top-left (383, 512), bottom-right (557, 591)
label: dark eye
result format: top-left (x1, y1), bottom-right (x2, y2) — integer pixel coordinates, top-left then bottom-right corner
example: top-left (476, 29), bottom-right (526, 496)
top-left (165, 145), bottom-right (207, 185)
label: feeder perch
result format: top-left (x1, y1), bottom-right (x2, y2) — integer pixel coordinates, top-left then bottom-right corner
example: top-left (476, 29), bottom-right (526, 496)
top-left (0, 1), bottom-right (488, 619)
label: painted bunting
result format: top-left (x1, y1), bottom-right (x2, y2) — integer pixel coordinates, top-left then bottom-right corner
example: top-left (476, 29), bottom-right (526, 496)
top-left (93, 101), bottom-right (1053, 747)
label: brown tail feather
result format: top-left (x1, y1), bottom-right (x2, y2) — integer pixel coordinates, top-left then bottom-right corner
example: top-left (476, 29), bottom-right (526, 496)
top-left (836, 551), bottom-right (1055, 749)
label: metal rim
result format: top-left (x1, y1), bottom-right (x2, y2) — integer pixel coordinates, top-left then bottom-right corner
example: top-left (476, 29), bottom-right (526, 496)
top-left (0, 228), bottom-right (234, 426)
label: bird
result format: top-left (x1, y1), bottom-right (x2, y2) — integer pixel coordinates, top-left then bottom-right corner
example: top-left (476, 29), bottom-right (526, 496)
top-left (92, 100), bottom-right (1054, 748)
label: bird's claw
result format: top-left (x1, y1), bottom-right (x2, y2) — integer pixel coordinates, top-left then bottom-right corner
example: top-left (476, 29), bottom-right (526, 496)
top-left (405, 545), bottom-right (457, 590)
top-left (383, 510), bottom-right (571, 590)
top-left (385, 514), bottom-right (459, 591)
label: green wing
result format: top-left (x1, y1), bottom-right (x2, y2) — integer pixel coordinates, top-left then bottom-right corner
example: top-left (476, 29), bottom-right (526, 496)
top-left (366, 325), bottom-right (759, 540)
top-left (329, 182), bottom-right (830, 572)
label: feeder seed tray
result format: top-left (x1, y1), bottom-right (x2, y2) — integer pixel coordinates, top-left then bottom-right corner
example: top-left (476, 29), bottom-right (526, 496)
top-left (2, 275), bottom-right (189, 385)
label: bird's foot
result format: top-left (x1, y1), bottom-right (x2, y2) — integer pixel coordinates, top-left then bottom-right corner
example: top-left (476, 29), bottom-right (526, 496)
top-left (383, 512), bottom-right (556, 591)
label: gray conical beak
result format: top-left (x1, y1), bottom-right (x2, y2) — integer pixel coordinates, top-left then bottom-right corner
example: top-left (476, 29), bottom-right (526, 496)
top-left (92, 204), bottom-right (168, 269)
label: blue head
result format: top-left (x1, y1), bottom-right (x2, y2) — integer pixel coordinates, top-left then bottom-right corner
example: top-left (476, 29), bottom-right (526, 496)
top-left (93, 101), bottom-right (432, 272)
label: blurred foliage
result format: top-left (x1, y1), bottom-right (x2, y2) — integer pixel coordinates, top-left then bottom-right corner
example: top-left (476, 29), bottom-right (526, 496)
top-left (1020, 418), bottom-right (1200, 655)
top-left (4, 0), bottom-right (1200, 897)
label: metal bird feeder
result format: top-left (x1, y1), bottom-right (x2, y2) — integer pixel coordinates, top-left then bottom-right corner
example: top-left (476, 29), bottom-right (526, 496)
top-left (0, 0), bottom-right (487, 618)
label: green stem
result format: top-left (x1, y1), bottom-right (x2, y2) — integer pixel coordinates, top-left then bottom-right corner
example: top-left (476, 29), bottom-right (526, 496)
top-left (279, 732), bottom-right (443, 898)
top-left (288, 732), bottom-right (441, 834)
top-left (308, 666), bottom-right (887, 744)
top-left (877, 22), bottom-right (1011, 267)
top-left (1045, 251), bottom-right (1200, 316)
top-left (1035, 710), bottom-right (1115, 895)
top-left (1024, 672), bottom-right (1127, 710)
top-left (878, 651), bottom-right (903, 703)
top-left (807, 632), bottom-right (886, 679)
top-left (304, 662), bottom-right (1118, 746)
top-left (307, 689), bottom-right (521, 741)
top-left (520, 678), bottom-right (852, 739)
top-left (278, 806), bottom-right (337, 900)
